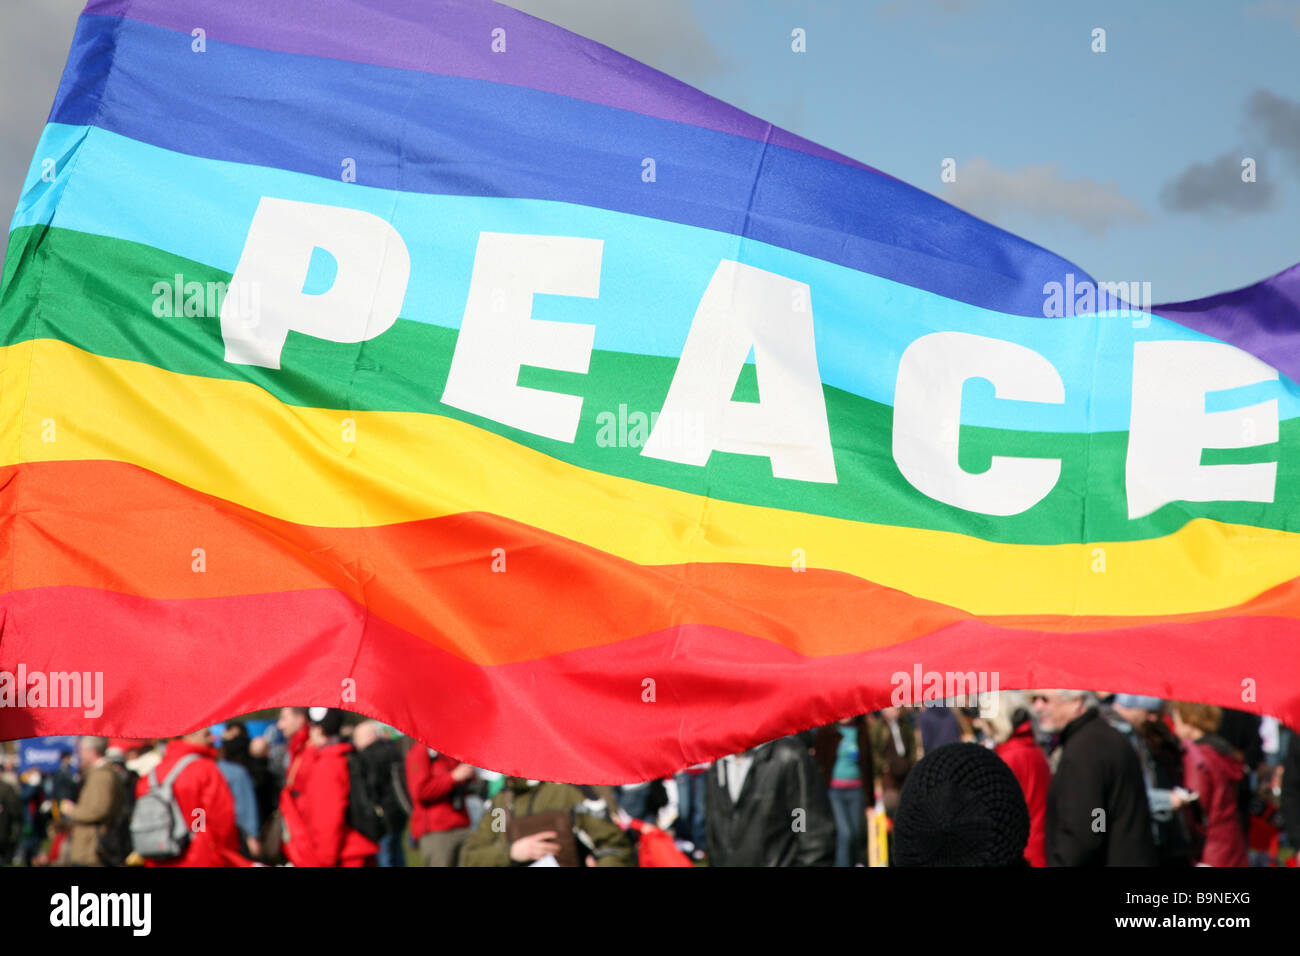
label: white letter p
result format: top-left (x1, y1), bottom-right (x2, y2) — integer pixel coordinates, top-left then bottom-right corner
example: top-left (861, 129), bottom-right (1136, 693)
top-left (221, 197), bottom-right (410, 369)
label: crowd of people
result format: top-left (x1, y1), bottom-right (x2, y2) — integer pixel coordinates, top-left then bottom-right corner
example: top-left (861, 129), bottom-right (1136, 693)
top-left (0, 691), bottom-right (1296, 867)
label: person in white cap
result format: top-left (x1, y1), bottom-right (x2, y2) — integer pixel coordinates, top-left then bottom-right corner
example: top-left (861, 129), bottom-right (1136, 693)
top-left (279, 708), bottom-right (378, 867)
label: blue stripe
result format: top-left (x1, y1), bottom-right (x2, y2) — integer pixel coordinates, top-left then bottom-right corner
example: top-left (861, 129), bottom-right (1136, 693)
top-left (50, 13), bottom-right (1088, 321)
top-left (14, 123), bottom-right (1299, 433)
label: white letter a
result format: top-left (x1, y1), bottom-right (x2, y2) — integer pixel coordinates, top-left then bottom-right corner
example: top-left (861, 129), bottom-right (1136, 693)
top-left (641, 260), bottom-right (836, 483)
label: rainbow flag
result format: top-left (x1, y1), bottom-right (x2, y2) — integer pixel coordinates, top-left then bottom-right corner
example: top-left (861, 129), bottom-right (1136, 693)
top-left (2, 0), bottom-right (1298, 781)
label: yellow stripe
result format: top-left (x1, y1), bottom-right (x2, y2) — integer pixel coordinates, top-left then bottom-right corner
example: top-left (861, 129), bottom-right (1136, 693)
top-left (5, 338), bottom-right (1300, 616)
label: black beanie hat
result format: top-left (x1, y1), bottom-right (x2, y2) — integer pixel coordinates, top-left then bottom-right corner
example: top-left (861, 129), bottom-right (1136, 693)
top-left (893, 741), bottom-right (1030, 867)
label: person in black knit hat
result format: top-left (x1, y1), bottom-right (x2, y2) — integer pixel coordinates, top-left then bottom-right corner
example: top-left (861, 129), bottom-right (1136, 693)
top-left (893, 742), bottom-right (1030, 866)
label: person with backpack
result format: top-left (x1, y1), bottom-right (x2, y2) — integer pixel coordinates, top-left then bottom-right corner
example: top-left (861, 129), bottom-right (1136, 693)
top-left (131, 728), bottom-right (247, 867)
top-left (279, 708), bottom-right (379, 867)
top-left (95, 750), bottom-right (138, 867)
top-left (406, 744), bottom-right (475, 867)
top-left (352, 721), bottom-right (411, 867)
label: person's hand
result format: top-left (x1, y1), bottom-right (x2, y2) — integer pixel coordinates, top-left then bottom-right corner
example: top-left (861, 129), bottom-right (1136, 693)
top-left (59, 798), bottom-right (76, 818)
top-left (451, 763), bottom-right (477, 784)
top-left (510, 831), bottom-right (562, 862)
top-left (246, 836), bottom-right (262, 859)
top-left (585, 854), bottom-right (599, 867)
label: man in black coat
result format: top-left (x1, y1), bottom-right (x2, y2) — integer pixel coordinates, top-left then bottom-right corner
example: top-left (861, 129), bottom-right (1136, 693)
top-left (1032, 690), bottom-right (1157, 866)
top-left (705, 735), bottom-right (835, 866)
top-left (351, 721), bottom-right (411, 867)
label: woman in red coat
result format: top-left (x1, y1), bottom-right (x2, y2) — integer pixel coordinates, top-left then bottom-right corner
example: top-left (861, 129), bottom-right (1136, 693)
top-left (982, 694), bottom-right (1049, 867)
top-left (1170, 702), bottom-right (1248, 867)
top-left (280, 708), bottom-right (379, 867)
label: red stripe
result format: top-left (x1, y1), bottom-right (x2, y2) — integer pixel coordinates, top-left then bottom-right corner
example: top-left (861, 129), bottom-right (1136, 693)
top-left (2, 586), bottom-right (1297, 782)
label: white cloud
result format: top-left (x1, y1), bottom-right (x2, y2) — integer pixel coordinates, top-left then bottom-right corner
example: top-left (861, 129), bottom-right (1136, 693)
top-left (942, 157), bottom-right (1148, 236)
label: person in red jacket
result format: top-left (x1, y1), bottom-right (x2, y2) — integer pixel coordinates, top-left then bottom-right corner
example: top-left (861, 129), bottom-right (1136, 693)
top-left (1170, 701), bottom-right (1249, 867)
top-left (276, 707), bottom-right (309, 780)
top-left (280, 708), bottom-right (378, 867)
top-left (978, 693), bottom-right (1049, 867)
top-left (135, 729), bottom-right (247, 867)
top-left (405, 745), bottom-right (474, 866)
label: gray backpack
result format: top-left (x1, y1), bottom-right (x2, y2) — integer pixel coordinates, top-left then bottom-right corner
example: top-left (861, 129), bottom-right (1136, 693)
top-left (129, 753), bottom-right (201, 860)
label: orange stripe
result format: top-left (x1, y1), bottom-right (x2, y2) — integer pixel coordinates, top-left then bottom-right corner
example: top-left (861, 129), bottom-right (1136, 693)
top-left (6, 460), bottom-right (1300, 667)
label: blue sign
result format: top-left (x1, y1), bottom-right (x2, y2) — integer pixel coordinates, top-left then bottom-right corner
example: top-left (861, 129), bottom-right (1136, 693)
top-left (18, 736), bottom-right (79, 773)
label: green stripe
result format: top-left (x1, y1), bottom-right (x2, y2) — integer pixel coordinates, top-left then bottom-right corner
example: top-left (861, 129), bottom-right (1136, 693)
top-left (3, 224), bottom-right (1295, 544)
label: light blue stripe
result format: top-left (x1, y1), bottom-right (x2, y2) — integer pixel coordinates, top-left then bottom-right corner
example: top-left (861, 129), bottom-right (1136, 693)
top-left (14, 122), bottom-right (1300, 432)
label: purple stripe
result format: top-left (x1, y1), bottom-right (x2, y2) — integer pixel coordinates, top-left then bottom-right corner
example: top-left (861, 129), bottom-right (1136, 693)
top-left (1153, 263), bottom-right (1300, 384)
top-left (83, 0), bottom-right (879, 175)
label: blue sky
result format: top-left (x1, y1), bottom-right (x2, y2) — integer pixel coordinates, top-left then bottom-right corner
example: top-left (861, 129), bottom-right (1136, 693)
top-left (3, 0), bottom-right (1298, 301)
top-left (510, 0), bottom-right (1300, 302)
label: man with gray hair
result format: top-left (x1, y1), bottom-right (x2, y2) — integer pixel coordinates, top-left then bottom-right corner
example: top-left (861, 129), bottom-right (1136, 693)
top-left (1030, 690), bottom-right (1156, 866)
top-left (58, 736), bottom-right (124, 866)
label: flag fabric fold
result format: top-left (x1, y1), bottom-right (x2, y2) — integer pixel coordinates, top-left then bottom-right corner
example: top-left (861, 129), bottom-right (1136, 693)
top-left (1, 0), bottom-right (1297, 782)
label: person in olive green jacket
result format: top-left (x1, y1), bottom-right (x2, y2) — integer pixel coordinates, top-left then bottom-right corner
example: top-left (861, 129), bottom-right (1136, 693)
top-left (460, 778), bottom-right (634, 867)
top-left (58, 736), bottom-right (125, 866)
